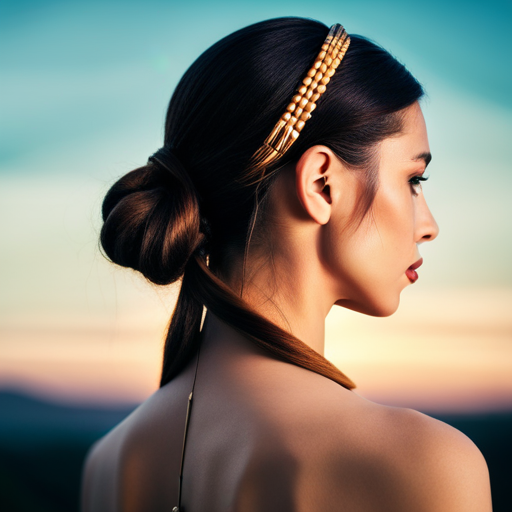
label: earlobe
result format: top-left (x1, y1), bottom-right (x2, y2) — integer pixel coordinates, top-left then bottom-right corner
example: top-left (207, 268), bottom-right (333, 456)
top-left (295, 146), bottom-right (335, 225)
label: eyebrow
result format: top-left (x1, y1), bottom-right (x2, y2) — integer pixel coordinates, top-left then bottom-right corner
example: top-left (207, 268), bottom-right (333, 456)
top-left (412, 151), bottom-right (432, 168)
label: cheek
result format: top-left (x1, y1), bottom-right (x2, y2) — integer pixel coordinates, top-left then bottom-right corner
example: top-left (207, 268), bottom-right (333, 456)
top-left (366, 189), bottom-right (416, 267)
top-left (324, 186), bottom-right (415, 312)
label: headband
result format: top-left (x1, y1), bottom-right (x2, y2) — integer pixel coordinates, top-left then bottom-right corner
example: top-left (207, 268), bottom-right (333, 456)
top-left (245, 23), bottom-right (350, 183)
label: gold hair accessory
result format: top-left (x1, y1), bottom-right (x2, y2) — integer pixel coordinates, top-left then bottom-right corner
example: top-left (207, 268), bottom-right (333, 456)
top-left (245, 23), bottom-right (350, 183)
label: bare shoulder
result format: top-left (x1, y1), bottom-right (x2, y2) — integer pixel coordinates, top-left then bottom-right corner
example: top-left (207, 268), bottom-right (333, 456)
top-left (81, 383), bottom-right (187, 512)
top-left (319, 397), bottom-right (493, 512)
top-left (239, 370), bottom-right (492, 512)
top-left (372, 406), bottom-right (491, 508)
top-left (81, 408), bottom-right (130, 512)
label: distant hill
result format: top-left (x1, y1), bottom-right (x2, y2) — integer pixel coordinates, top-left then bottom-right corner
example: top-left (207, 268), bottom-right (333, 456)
top-left (0, 388), bottom-right (138, 445)
top-left (0, 389), bottom-right (510, 512)
top-left (0, 389), bottom-right (138, 512)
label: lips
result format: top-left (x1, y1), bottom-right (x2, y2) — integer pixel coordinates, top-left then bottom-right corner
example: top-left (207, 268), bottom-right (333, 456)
top-left (406, 257), bottom-right (423, 283)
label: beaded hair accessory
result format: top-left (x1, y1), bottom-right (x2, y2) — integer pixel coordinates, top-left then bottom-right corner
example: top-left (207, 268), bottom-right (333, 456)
top-left (245, 23), bottom-right (350, 182)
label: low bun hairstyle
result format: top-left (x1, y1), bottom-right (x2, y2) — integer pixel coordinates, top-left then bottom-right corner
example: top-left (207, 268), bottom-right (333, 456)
top-left (101, 148), bottom-right (208, 286)
top-left (100, 16), bottom-right (424, 389)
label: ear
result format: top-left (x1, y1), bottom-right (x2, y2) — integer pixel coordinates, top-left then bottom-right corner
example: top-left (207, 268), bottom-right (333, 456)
top-left (295, 145), bottom-right (338, 225)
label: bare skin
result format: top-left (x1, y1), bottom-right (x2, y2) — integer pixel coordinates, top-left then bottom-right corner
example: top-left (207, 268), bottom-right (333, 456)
top-left (82, 102), bottom-right (492, 511)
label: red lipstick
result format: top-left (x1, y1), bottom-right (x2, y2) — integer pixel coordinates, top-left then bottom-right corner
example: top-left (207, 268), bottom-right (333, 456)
top-left (406, 258), bottom-right (423, 283)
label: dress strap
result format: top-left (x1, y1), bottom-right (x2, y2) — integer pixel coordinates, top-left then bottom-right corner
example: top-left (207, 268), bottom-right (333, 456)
top-left (172, 340), bottom-right (202, 512)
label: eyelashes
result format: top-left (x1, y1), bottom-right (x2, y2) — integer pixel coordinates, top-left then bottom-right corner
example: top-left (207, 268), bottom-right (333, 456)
top-left (409, 174), bottom-right (429, 195)
top-left (409, 175), bottom-right (429, 186)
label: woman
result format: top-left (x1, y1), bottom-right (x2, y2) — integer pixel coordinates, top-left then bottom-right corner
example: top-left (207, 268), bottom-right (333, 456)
top-left (81, 17), bottom-right (492, 512)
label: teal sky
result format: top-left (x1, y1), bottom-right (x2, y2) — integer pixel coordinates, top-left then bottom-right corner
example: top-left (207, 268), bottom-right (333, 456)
top-left (0, 0), bottom-right (511, 409)
top-left (0, 0), bottom-right (511, 316)
top-left (1, 0), bottom-right (511, 170)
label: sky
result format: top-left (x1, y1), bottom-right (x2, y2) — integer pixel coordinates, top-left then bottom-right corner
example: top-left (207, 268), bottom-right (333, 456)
top-left (1, 0), bottom-right (511, 411)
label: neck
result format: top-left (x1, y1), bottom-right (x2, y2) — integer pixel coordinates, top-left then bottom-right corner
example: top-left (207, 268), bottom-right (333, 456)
top-left (213, 239), bottom-right (332, 357)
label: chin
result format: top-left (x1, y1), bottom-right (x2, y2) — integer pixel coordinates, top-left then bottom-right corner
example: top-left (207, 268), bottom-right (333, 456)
top-left (334, 293), bottom-right (400, 317)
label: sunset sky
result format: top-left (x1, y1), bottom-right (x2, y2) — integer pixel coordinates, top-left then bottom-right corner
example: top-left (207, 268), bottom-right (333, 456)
top-left (1, 0), bottom-right (511, 412)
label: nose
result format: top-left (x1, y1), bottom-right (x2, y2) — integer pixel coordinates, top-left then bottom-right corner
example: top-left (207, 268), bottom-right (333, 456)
top-left (416, 195), bottom-right (439, 243)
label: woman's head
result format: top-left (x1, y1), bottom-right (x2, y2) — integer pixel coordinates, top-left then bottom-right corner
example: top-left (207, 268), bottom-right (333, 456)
top-left (270, 102), bottom-right (438, 321)
top-left (100, 16), bottom-right (435, 388)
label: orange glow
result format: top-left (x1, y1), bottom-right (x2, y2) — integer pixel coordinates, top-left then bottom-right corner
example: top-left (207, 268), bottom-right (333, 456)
top-left (1, 287), bottom-right (511, 411)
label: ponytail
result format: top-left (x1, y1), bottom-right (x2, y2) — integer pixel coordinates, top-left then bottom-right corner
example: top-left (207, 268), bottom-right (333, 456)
top-left (164, 255), bottom-right (355, 389)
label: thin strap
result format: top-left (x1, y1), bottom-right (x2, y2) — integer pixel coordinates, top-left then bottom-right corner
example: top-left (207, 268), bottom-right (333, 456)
top-left (172, 340), bottom-right (202, 512)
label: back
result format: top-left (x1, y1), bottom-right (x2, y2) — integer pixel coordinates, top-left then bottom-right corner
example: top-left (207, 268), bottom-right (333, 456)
top-left (81, 331), bottom-right (492, 512)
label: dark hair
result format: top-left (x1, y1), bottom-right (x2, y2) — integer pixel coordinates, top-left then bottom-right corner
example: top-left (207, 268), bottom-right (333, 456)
top-left (100, 17), bottom-right (424, 389)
